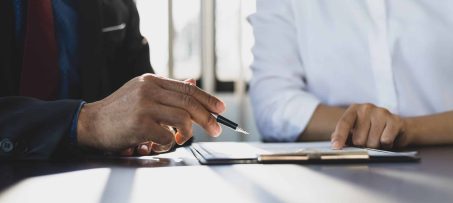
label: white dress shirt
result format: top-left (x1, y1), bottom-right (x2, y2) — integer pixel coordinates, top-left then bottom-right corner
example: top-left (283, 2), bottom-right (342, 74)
top-left (249, 0), bottom-right (453, 142)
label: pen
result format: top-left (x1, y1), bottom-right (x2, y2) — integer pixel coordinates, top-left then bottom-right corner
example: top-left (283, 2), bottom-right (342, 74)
top-left (211, 114), bottom-right (249, 135)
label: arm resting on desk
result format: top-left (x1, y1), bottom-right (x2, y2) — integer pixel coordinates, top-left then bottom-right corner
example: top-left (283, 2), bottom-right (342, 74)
top-left (299, 104), bottom-right (453, 149)
top-left (0, 97), bottom-right (82, 159)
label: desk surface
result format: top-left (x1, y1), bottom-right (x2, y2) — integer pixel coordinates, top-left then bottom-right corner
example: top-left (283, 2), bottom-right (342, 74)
top-left (0, 144), bottom-right (452, 203)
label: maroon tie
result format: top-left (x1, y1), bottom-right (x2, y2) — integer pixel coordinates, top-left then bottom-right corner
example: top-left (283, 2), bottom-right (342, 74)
top-left (20, 0), bottom-right (60, 100)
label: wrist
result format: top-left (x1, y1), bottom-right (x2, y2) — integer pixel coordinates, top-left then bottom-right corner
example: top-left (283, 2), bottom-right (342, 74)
top-left (402, 117), bottom-right (420, 146)
top-left (77, 102), bottom-right (99, 148)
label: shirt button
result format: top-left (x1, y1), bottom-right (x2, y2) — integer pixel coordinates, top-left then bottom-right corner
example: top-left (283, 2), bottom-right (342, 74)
top-left (0, 138), bottom-right (14, 153)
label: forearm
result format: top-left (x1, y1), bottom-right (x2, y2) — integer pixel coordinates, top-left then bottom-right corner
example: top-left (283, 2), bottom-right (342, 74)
top-left (405, 111), bottom-right (453, 146)
top-left (300, 103), bottom-right (453, 146)
top-left (298, 104), bottom-right (346, 141)
top-left (0, 97), bottom-right (82, 159)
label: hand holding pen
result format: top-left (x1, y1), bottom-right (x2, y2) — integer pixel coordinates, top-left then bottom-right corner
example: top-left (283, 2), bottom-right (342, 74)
top-left (80, 75), bottom-right (229, 156)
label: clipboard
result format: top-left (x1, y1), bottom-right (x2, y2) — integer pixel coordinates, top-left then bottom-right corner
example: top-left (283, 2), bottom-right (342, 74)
top-left (190, 142), bottom-right (420, 165)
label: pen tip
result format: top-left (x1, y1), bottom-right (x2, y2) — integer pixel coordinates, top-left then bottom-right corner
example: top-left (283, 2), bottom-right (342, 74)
top-left (236, 127), bottom-right (250, 135)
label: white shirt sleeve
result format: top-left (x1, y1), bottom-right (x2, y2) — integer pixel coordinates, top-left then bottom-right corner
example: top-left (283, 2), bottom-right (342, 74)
top-left (249, 0), bottom-right (320, 142)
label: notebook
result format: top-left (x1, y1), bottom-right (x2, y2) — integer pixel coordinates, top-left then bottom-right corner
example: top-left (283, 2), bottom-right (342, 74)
top-left (190, 141), bottom-right (420, 165)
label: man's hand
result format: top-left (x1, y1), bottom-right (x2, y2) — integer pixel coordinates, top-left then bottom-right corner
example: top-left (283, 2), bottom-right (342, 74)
top-left (331, 103), bottom-right (412, 149)
top-left (120, 141), bottom-right (176, 156)
top-left (120, 126), bottom-right (177, 156)
top-left (77, 74), bottom-right (225, 153)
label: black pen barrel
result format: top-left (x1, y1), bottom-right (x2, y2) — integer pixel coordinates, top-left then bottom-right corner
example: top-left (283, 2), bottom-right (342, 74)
top-left (216, 115), bottom-right (238, 129)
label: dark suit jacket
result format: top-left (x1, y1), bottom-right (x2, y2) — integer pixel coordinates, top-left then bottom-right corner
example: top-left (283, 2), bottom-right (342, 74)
top-left (0, 0), bottom-right (153, 159)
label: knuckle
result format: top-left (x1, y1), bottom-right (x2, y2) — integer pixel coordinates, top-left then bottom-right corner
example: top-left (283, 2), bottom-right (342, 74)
top-left (181, 94), bottom-right (195, 109)
top-left (140, 73), bottom-right (156, 82)
top-left (349, 104), bottom-right (359, 110)
top-left (376, 108), bottom-right (390, 116)
top-left (182, 82), bottom-right (196, 96)
top-left (361, 103), bottom-right (374, 111)
top-left (384, 108), bottom-right (391, 115)
top-left (380, 137), bottom-right (393, 146)
top-left (207, 95), bottom-right (219, 108)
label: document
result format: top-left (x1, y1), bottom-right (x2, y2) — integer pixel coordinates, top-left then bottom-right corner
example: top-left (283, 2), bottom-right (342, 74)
top-left (190, 141), bottom-right (419, 165)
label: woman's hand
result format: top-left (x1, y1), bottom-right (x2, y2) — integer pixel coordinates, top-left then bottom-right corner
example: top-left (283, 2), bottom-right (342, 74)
top-left (331, 103), bottom-right (412, 149)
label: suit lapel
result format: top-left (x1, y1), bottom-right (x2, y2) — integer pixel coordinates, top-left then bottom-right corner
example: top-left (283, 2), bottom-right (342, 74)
top-left (0, 0), bottom-right (17, 95)
top-left (78, 0), bottom-right (104, 102)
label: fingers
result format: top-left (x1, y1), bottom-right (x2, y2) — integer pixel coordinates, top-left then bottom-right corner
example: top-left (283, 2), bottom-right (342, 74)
top-left (331, 103), bottom-right (404, 150)
top-left (331, 106), bottom-right (358, 149)
top-left (380, 119), bottom-right (401, 149)
top-left (136, 141), bottom-right (174, 155)
top-left (149, 104), bottom-right (194, 139)
top-left (154, 76), bottom-right (226, 114)
top-left (139, 75), bottom-right (223, 137)
top-left (175, 130), bottom-right (196, 145)
top-left (155, 89), bottom-right (221, 137)
top-left (129, 141), bottom-right (174, 156)
top-left (366, 116), bottom-right (386, 149)
top-left (136, 142), bottom-right (153, 156)
top-left (352, 107), bottom-right (371, 147)
top-left (144, 123), bottom-right (175, 146)
top-left (140, 126), bottom-right (176, 154)
top-left (152, 141), bottom-right (175, 153)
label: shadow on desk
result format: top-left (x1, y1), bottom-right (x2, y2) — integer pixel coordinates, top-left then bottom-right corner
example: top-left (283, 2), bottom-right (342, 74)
top-left (0, 156), bottom-right (193, 199)
top-left (1, 146), bottom-right (453, 203)
top-left (305, 146), bottom-right (453, 203)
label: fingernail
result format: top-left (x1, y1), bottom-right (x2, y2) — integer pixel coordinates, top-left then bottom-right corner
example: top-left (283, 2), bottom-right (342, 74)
top-left (175, 133), bottom-right (185, 145)
top-left (331, 141), bottom-right (342, 149)
top-left (140, 144), bottom-right (149, 152)
top-left (214, 124), bottom-right (222, 137)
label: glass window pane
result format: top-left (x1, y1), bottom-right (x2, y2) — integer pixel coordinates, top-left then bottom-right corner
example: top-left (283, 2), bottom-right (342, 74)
top-left (172, 0), bottom-right (202, 80)
top-left (215, 0), bottom-right (241, 81)
top-left (215, 0), bottom-right (256, 81)
top-left (241, 0), bottom-right (256, 81)
top-left (136, 0), bottom-right (169, 77)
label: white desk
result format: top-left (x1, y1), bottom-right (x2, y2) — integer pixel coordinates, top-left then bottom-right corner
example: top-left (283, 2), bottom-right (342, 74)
top-left (1, 144), bottom-right (452, 203)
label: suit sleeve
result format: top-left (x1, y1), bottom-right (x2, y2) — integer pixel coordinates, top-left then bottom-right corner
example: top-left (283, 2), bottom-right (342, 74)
top-left (0, 97), bottom-right (82, 159)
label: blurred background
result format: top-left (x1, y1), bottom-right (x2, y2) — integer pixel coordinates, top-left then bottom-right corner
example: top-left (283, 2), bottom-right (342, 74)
top-left (135, 0), bottom-right (260, 142)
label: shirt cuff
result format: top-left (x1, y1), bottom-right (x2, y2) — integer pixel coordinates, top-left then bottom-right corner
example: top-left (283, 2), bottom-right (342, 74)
top-left (259, 93), bottom-right (320, 142)
top-left (279, 95), bottom-right (320, 142)
top-left (69, 101), bottom-right (86, 145)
